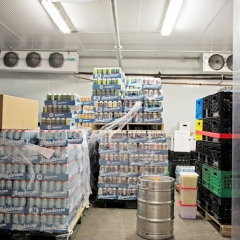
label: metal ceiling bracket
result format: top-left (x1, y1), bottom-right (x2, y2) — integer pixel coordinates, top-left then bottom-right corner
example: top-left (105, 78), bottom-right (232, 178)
top-left (111, 0), bottom-right (123, 69)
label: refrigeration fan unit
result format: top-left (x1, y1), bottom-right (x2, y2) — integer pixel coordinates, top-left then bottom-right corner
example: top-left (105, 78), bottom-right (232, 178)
top-left (208, 54), bottom-right (225, 70)
top-left (226, 55), bottom-right (233, 71)
top-left (26, 52), bottom-right (42, 68)
top-left (201, 53), bottom-right (233, 73)
top-left (49, 52), bottom-right (64, 68)
top-left (0, 51), bottom-right (78, 72)
top-left (3, 52), bottom-right (19, 68)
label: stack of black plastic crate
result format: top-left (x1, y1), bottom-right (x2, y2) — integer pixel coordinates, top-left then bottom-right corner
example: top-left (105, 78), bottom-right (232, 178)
top-left (168, 150), bottom-right (191, 179)
top-left (195, 92), bottom-right (233, 224)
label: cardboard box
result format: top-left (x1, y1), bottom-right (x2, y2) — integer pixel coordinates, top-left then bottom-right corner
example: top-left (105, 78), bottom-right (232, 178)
top-left (177, 122), bottom-right (190, 131)
top-left (0, 95), bottom-right (38, 130)
top-left (173, 130), bottom-right (191, 152)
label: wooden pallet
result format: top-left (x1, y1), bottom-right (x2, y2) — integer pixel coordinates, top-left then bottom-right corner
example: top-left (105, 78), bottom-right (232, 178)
top-left (175, 182), bottom-right (180, 194)
top-left (92, 123), bottom-right (164, 131)
top-left (197, 203), bottom-right (233, 237)
top-left (0, 204), bottom-right (88, 240)
top-left (95, 199), bottom-right (137, 209)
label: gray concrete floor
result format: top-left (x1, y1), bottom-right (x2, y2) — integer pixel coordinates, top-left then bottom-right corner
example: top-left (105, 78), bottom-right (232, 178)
top-left (76, 191), bottom-right (231, 240)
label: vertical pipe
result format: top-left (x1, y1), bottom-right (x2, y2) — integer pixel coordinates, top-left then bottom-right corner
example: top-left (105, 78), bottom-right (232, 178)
top-left (111, 0), bottom-right (123, 69)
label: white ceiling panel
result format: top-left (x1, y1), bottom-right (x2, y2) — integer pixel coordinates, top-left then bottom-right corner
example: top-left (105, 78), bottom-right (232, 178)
top-left (116, 0), bottom-right (140, 32)
top-left (62, 0), bottom-right (114, 31)
top-left (77, 33), bottom-right (116, 44)
top-left (138, 0), bottom-right (168, 32)
top-left (194, 0), bottom-right (233, 46)
top-left (175, 0), bottom-right (228, 36)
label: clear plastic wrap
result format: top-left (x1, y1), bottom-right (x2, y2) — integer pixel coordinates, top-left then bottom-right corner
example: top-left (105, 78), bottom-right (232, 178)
top-left (0, 128), bottom-right (91, 233)
top-left (88, 101), bottom-right (168, 202)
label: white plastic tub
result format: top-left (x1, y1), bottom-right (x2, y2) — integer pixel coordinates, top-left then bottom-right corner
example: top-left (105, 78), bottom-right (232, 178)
top-left (178, 200), bottom-right (197, 219)
top-left (180, 172), bottom-right (199, 188)
top-left (180, 185), bottom-right (198, 205)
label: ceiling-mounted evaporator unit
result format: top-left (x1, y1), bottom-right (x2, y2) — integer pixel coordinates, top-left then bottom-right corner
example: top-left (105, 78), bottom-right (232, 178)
top-left (200, 53), bottom-right (233, 73)
top-left (0, 51), bottom-right (79, 73)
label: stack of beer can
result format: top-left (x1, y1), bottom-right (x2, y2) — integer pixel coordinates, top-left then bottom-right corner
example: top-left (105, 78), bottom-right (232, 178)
top-left (0, 127), bottom-right (90, 233)
top-left (41, 93), bottom-right (82, 130)
top-left (92, 67), bottom-right (125, 123)
top-left (97, 130), bottom-right (169, 200)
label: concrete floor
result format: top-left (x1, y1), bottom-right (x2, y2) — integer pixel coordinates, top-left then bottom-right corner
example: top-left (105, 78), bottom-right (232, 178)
top-left (76, 191), bottom-right (231, 240)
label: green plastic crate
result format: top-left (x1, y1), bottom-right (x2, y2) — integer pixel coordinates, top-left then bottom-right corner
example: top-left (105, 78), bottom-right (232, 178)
top-left (210, 169), bottom-right (240, 198)
top-left (202, 172), bottom-right (210, 189)
top-left (202, 164), bottom-right (210, 176)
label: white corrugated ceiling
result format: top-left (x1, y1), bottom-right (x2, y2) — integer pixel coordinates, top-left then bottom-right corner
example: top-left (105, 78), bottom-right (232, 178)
top-left (0, 0), bottom-right (233, 59)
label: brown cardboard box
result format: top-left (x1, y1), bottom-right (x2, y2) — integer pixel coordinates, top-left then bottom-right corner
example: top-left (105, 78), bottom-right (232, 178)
top-left (0, 94), bottom-right (38, 130)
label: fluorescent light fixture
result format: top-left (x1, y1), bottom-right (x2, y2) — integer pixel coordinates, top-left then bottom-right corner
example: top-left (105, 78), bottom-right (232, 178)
top-left (41, 0), bottom-right (71, 34)
top-left (52, 0), bottom-right (95, 2)
top-left (161, 0), bottom-right (183, 36)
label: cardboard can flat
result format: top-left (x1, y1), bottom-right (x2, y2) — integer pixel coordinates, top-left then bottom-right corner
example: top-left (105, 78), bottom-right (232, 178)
top-left (0, 94), bottom-right (38, 130)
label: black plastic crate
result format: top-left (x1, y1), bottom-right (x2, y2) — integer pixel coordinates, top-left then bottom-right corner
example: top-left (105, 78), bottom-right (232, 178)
top-left (209, 141), bottom-right (232, 170)
top-left (168, 163), bottom-right (176, 179)
top-left (190, 151), bottom-right (197, 166)
top-left (200, 186), bottom-right (212, 213)
top-left (210, 117), bottom-right (232, 133)
top-left (210, 92), bottom-right (232, 118)
top-left (203, 95), bottom-right (211, 110)
top-left (196, 141), bottom-right (202, 153)
top-left (203, 118), bottom-right (211, 132)
top-left (169, 152), bottom-right (190, 165)
top-left (168, 150), bottom-right (174, 161)
top-left (197, 181), bottom-right (202, 202)
top-left (202, 141), bottom-right (211, 155)
top-left (195, 160), bottom-right (203, 179)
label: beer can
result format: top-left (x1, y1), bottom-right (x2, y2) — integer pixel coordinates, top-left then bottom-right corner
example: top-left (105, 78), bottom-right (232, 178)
top-left (55, 165), bottom-right (62, 174)
top-left (25, 214), bottom-right (32, 224)
top-left (41, 215), bottom-right (47, 224)
top-left (13, 181), bottom-right (20, 190)
top-left (48, 164), bottom-right (55, 174)
top-left (33, 164), bottom-right (41, 174)
top-left (12, 163), bottom-right (19, 173)
top-left (13, 130), bottom-right (20, 140)
top-left (19, 214), bottom-right (25, 224)
top-left (28, 197), bottom-right (35, 207)
top-left (12, 214), bottom-right (19, 224)
top-left (133, 166), bottom-right (138, 173)
top-left (0, 196), bottom-right (5, 207)
top-left (48, 181), bottom-right (55, 191)
top-left (103, 188), bottom-right (107, 194)
top-left (0, 163), bottom-right (5, 174)
top-left (41, 165), bottom-right (48, 174)
top-left (158, 155), bottom-right (163, 161)
top-left (4, 213), bottom-right (11, 224)
top-left (61, 199), bottom-right (68, 208)
top-left (48, 198), bottom-right (54, 208)
top-left (56, 199), bottom-right (62, 208)
top-left (32, 214), bottom-right (40, 224)
top-left (154, 154), bottom-right (158, 162)
top-left (108, 188), bottom-right (113, 195)
top-left (128, 177), bottom-right (133, 184)
top-left (6, 130), bottom-right (13, 140)
top-left (55, 181), bottom-right (62, 191)
top-left (35, 198), bottom-right (41, 208)
top-left (54, 215), bottom-right (61, 225)
top-left (118, 188), bottom-right (122, 195)
top-left (12, 197), bottom-right (19, 207)
top-left (19, 198), bottom-right (26, 207)
top-left (34, 181), bottom-right (41, 191)
top-left (41, 198), bottom-right (48, 208)
top-left (124, 165), bottom-right (129, 173)
top-left (18, 164), bottom-right (26, 174)
top-left (112, 188), bottom-right (117, 195)
top-left (0, 180), bottom-right (5, 190)
top-left (47, 215), bottom-right (54, 225)
top-left (157, 143), bottom-right (162, 150)
top-left (5, 164), bottom-right (12, 173)
top-left (122, 188), bottom-right (127, 195)
top-left (41, 181), bottom-right (48, 191)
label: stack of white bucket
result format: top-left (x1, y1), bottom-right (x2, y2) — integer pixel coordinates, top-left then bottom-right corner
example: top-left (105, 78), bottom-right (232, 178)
top-left (178, 172), bottom-right (199, 219)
